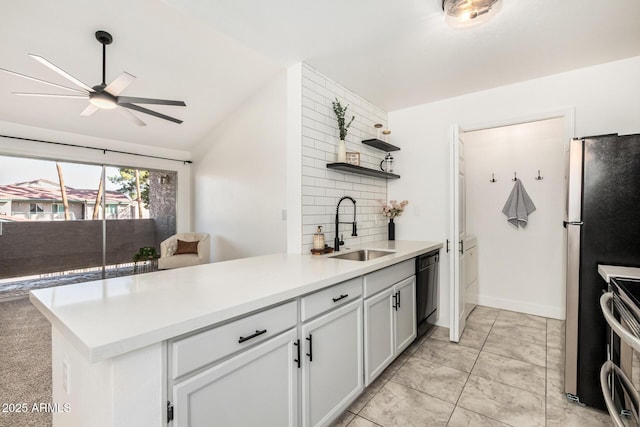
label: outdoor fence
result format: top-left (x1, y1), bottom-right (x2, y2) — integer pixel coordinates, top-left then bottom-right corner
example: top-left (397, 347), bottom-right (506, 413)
top-left (0, 219), bottom-right (157, 279)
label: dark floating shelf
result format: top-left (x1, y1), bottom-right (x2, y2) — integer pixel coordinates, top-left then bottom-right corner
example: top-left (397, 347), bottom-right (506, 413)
top-left (362, 138), bottom-right (400, 152)
top-left (326, 163), bottom-right (400, 179)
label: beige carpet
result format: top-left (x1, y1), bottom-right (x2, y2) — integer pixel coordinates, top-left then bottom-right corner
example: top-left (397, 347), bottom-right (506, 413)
top-left (0, 297), bottom-right (51, 427)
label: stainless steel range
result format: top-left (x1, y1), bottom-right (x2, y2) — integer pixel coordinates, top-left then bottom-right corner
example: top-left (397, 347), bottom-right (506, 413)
top-left (600, 276), bottom-right (640, 426)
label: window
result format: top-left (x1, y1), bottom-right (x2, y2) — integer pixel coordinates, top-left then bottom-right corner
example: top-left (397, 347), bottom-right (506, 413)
top-left (52, 203), bottom-right (64, 213)
top-left (106, 205), bottom-right (118, 218)
top-left (30, 203), bottom-right (44, 213)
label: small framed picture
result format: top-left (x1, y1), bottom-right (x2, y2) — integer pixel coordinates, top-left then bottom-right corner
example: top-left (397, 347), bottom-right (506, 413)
top-left (345, 152), bottom-right (360, 166)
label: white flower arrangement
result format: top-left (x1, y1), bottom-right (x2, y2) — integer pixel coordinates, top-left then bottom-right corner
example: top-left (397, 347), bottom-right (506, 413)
top-left (381, 200), bottom-right (408, 219)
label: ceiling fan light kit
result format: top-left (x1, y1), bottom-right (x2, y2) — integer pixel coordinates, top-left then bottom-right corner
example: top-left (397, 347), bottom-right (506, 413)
top-left (89, 92), bottom-right (117, 109)
top-left (442, 0), bottom-right (501, 28)
top-left (0, 30), bottom-right (186, 126)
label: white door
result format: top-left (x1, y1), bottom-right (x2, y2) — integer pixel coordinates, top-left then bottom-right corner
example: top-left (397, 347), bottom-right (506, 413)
top-left (363, 287), bottom-right (395, 386)
top-left (394, 276), bottom-right (417, 354)
top-left (172, 328), bottom-right (299, 427)
top-left (301, 299), bottom-right (363, 427)
top-left (449, 125), bottom-right (466, 342)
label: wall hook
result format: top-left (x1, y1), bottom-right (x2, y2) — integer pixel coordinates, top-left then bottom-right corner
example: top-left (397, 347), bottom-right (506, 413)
top-left (512, 172), bottom-right (518, 182)
top-left (535, 170), bottom-right (543, 180)
top-left (489, 173), bottom-right (497, 183)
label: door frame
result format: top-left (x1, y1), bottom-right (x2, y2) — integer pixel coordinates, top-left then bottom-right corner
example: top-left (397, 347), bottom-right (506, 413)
top-left (447, 108), bottom-right (576, 339)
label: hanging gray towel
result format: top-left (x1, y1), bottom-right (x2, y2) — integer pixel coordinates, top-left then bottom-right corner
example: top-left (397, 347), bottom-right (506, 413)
top-left (502, 178), bottom-right (536, 228)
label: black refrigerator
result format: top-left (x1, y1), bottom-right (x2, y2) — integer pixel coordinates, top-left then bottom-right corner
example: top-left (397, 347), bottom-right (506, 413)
top-left (564, 133), bottom-right (640, 409)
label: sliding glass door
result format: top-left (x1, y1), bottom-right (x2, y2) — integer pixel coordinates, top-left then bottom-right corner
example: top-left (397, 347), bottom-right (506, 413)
top-left (0, 155), bottom-right (176, 297)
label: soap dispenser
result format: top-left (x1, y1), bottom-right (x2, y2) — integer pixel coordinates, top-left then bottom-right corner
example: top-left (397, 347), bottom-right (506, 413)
top-left (313, 226), bottom-right (325, 250)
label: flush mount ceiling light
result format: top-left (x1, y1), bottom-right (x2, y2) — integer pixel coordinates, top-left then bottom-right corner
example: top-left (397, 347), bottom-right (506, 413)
top-left (442, 0), bottom-right (501, 28)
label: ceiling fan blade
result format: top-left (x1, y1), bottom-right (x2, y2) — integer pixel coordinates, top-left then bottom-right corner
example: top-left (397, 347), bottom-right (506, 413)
top-left (117, 107), bottom-right (146, 126)
top-left (119, 103), bottom-right (183, 124)
top-left (117, 96), bottom-right (186, 106)
top-left (80, 104), bottom-right (99, 116)
top-left (104, 72), bottom-right (136, 96)
top-left (13, 92), bottom-right (88, 99)
top-left (29, 54), bottom-right (93, 92)
top-left (0, 67), bottom-right (87, 94)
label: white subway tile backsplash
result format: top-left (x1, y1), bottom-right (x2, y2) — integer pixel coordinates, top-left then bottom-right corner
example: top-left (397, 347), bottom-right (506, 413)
top-left (303, 185), bottom-right (326, 197)
top-left (335, 181), bottom-right (354, 190)
top-left (302, 88), bottom-right (326, 104)
top-left (302, 96), bottom-right (315, 110)
top-left (302, 146), bottom-right (326, 161)
top-left (299, 64), bottom-right (390, 252)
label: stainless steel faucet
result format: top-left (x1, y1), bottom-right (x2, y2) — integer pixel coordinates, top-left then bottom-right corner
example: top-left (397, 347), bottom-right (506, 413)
top-left (334, 196), bottom-right (357, 251)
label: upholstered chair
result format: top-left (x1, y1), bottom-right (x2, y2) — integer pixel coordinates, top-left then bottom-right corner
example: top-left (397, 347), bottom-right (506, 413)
top-left (158, 232), bottom-right (210, 270)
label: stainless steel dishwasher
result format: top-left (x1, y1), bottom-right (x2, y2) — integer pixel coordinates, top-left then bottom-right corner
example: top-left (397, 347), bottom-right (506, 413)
top-left (416, 249), bottom-right (439, 338)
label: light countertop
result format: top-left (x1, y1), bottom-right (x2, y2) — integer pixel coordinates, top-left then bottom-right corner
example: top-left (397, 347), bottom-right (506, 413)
top-left (598, 265), bottom-right (640, 283)
top-left (30, 240), bottom-right (442, 363)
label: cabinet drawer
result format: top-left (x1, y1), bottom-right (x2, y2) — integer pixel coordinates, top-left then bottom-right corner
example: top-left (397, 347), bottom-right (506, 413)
top-left (171, 300), bottom-right (297, 379)
top-left (363, 259), bottom-right (414, 298)
top-left (300, 277), bottom-right (362, 322)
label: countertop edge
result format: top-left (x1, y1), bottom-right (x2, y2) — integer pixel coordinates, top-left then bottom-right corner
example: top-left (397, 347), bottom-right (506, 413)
top-left (32, 240), bottom-right (443, 362)
top-left (598, 264), bottom-right (640, 283)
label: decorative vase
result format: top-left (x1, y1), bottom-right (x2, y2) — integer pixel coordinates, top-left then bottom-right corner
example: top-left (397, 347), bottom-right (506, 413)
top-left (388, 218), bottom-right (395, 241)
top-left (337, 139), bottom-right (347, 162)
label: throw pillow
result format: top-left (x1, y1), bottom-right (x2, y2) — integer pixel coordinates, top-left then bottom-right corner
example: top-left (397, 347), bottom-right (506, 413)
top-left (174, 239), bottom-right (199, 255)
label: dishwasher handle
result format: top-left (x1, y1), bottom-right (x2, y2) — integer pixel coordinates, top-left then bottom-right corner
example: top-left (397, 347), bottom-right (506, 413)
top-left (417, 251), bottom-right (439, 271)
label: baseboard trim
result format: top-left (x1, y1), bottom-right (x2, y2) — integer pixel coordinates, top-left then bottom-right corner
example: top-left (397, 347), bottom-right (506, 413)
top-left (476, 295), bottom-right (565, 320)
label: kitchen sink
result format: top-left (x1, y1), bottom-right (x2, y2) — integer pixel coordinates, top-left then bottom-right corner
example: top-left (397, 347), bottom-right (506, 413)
top-left (329, 249), bottom-right (395, 261)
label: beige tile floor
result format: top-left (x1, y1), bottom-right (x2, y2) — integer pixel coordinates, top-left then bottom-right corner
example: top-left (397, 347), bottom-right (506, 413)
top-left (331, 305), bottom-right (613, 427)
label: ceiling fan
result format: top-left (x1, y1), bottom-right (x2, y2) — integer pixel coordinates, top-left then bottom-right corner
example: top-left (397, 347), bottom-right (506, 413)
top-left (0, 30), bottom-right (186, 126)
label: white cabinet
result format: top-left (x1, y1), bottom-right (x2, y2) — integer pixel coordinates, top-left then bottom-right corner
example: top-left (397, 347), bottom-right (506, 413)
top-left (364, 275), bottom-right (417, 386)
top-left (394, 276), bottom-right (417, 354)
top-left (169, 257), bottom-right (420, 427)
top-left (172, 328), bottom-right (299, 427)
top-left (301, 299), bottom-right (363, 427)
top-left (363, 287), bottom-right (395, 384)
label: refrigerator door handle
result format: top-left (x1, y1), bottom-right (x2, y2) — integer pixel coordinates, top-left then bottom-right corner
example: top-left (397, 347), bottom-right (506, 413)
top-left (564, 135), bottom-right (584, 399)
top-left (563, 221), bottom-right (584, 228)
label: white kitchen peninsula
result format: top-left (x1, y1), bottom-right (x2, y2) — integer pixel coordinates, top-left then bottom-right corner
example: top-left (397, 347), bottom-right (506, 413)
top-left (30, 240), bottom-right (442, 427)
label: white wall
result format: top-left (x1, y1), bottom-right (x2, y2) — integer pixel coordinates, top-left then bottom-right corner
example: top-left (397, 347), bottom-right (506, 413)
top-left (51, 326), bottom-right (164, 427)
top-left (388, 55), bottom-right (640, 326)
top-left (0, 121), bottom-right (192, 232)
top-left (299, 64), bottom-right (389, 254)
top-left (193, 71), bottom-right (288, 262)
top-left (464, 118), bottom-right (566, 318)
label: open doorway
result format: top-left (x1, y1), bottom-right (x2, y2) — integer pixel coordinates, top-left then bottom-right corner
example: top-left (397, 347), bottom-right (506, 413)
top-left (449, 112), bottom-right (573, 340)
top-left (463, 117), bottom-right (567, 318)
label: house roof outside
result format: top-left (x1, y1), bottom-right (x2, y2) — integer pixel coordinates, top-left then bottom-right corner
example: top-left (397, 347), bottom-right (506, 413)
top-left (0, 179), bottom-right (131, 204)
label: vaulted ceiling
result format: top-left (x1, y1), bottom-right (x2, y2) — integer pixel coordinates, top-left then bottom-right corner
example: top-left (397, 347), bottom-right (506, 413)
top-left (1, 0), bottom-right (639, 152)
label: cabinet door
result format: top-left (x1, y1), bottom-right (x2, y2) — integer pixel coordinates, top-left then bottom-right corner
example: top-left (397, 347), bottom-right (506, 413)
top-left (172, 328), bottom-right (298, 427)
top-left (301, 299), bottom-right (363, 427)
top-left (363, 287), bottom-right (395, 386)
top-left (394, 276), bottom-right (417, 355)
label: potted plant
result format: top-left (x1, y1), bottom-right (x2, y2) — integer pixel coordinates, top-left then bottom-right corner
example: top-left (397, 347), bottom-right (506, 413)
top-left (381, 200), bottom-right (409, 241)
top-left (132, 246), bottom-right (159, 274)
top-left (332, 98), bottom-right (355, 162)
top-left (132, 246), bottom-right (159, 262)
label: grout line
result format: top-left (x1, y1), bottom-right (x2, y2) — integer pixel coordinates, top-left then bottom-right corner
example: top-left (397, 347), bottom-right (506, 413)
top-left (443, 315), bottom-right (497, 425)
top-left (349, 414), bottom-right (384, 427)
